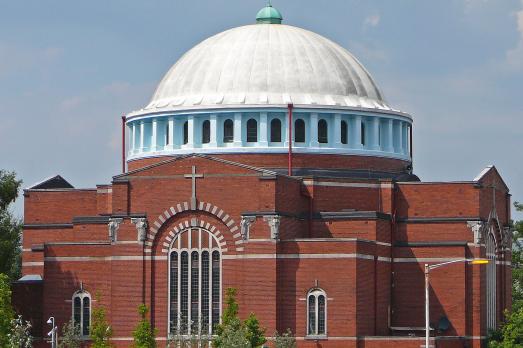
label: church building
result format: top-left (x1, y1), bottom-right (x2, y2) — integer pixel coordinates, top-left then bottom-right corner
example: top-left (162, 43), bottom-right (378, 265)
top-left (14, 4), bottom-right (512, 348)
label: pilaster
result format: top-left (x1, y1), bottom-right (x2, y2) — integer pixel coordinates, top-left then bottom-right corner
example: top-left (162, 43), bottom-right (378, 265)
top-left (310, 113), bottom-right (319, 147)
top-left (151, 118), bottom-right (158, 152)
top-left (334, 113), bottom-right (342, 147)
top-left (234, 113), bottom-right (242, 146)
top-left (371, 117), bottom-right (380, 150)
top-left (259, 112), bottom-right (268, 146)
top-left (209, 114), bottom-right (218, 147)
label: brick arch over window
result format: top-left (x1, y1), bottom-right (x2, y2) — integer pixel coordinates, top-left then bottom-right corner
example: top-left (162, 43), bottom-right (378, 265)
top-left (146, 201), bottom-right (243, 253)
top-left (159, 218), bottom-right (229, 254)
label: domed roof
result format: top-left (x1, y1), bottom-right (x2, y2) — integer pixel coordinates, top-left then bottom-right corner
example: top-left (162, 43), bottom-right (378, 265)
top-left (137, 24), bottom-right (396, 115)
top-left (256, 4), bottom-right (283, 24)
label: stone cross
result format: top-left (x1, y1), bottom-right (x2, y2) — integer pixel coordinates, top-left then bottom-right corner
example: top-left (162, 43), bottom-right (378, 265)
top-left (184, 166), bottom-right (204, 210)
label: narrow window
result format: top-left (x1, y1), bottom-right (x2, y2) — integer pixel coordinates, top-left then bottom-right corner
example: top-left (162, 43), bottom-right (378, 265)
top-left (202, 120), bottom-right (210, 144)
top-left (486, 231), bottom-right (497, 331)
top-left (201, 251), bottom-right (210, 332)
top-left (72, 291), bottom-right (91, 336)
top-left (82, 297), bottom-right (90, 336)
top-left (341, 120), bottom-right (348, 145)
top-left (247, 119), bottom-right (258, 143)
top-left (318, 119), bottom-right (328, 144)
top-left (295, 119), bottom-right (305, 143)
top-left (308, 295), bottom-right (316, 335)
top-left (307, 289), bottom-right (327, 336)
top-left (212, 250), bottom-right (221, 330)
top-left (183, 121), bottom-right (189, 145)
top-left (361, 122), bottom-right (366, 146)
top-left (223, 119), bottom-right (233, 143)
top-left (170, 252), bottom-right (178, 331)
top-left (318, 295), bottom-right (326, 335)
top-left (271, 119), bottom-right (281, 142)
top-left (191, 251), bottom-right (199, 332)
top-left (165, 122), bottom-right (170, 145)
top-left (73, 297), bottom-right (81, 328)
top-left (180, 251), bottom-right (189, 332)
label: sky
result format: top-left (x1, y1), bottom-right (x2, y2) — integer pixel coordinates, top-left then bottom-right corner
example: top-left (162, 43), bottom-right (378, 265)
top-left (0, 0), bottom-right (522, 220)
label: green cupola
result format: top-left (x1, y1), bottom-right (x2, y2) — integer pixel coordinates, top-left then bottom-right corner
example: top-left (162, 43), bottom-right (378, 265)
top-left (256, 2), bottom-right (283, 24)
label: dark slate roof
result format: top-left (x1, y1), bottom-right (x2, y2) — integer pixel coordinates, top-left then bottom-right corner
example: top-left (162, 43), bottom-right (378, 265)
top-left (28, 175), bottom-right (74, 189)
top-left (269, 167), bottom-right (420, 181)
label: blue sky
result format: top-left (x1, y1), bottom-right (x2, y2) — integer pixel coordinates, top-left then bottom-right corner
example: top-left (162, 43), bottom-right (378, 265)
top-left (0, 0), bottom-right (522, 219)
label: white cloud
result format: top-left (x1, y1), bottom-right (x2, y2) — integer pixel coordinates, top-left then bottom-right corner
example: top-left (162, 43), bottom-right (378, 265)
top-left (363, 14), bottom-right (380, 28)
top-left (506, 1), bottom-right (523, 71)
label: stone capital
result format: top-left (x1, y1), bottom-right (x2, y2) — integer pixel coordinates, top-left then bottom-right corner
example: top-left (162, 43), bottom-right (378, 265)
top-left (240, 216), bottom-right (256, 240)
top-left (131, 218), bottom-right (148, 243)
top-left (264, 215), bottom-right (281, 240)
top-left (108, 218), bottom-right (123, 243)
top-left (467, 220), bottom-right (485, 245)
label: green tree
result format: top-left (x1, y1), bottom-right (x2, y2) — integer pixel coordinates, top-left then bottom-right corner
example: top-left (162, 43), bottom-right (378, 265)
top-left (58, 319), bottom-right (81, 348)
top-left (132, 304), bottom-right (157, 348)
top-left (244, 313), bottom-right (266, 348)
top-left (512, 202), bottom-right (523, 312)
top-left (0, 171), bottom-right (22, 281)
top-left (274, 329), bottom-right (297, 348)
top-left (213, 288), bottom-right (266, 348)
top-left (90, 295), bottom-right (113, 348)
top-left (218, 318), bottom-right (250, 348)
top-left (7, 315), bottom-right (32, 348)
top-left (0, 273), bottom-right (15, 347)
top-left (488, 308), bottom-right (523, 347)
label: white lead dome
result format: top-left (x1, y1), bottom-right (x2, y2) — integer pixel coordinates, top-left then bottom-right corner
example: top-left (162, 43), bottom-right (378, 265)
top-left (139, 24), bottom-right (395, 114)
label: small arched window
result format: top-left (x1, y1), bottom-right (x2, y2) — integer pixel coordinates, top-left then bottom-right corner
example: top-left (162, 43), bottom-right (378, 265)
top-left (318, 119), bottom-right (328, 144)
top-left (247, 119), bottom-right (258, 143)
top-left (295, 119), bottom-right (305, 143)
top-left (223, 119), bottom-right (234, 143)
top-left (202, 120), bottom-right (210, 144)
top-left (341, 120), bottom-right (348, 145)
top-left (183, 121), bottom-right (189, 145)
top-left (361, 122), bottom-right (366, 146)
top-left (72, 290), bottom-right (91, 336)
top-left (270, 119), bottom-right (281, 142)
top-left (307, 288), bottom-right (327, 336)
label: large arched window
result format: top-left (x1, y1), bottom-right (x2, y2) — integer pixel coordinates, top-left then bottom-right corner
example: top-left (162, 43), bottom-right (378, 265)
top-left (486, 230), bottom-right (497, 331)
top-left (295, 119), bottom-right (305, 143)
top-left (247, 119), bottom-right (258, 143)
top-left (169, 227), bottom-right (222, 335)
top-left (72, 290), bottom-right (91, 336)
top-left (223, 119), bottom-right (234, 143)
top-left (307, 288), bottom-right (327, 336)
top-left (270, 119), bottom-right (281, 142)
top-left (202, 120), bottom-right (210, 144)
top-left (183, 121), bottom-right (189, 145)
top-left (341, 120), bottom-right (348, 145)
top-left (318, 119), bottom-right (328, 144)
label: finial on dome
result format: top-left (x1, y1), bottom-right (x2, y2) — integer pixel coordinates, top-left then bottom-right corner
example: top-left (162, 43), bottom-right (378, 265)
top-left (256, 1), bottom-right (283, 24)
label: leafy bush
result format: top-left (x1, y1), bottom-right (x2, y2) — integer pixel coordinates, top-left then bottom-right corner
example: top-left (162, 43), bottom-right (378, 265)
top-left (7, 315), bottom-right (32, 348)
top-left (132, 304), bottom-right (157, 348)
top-left (58, 319), bottom-right (82, 348)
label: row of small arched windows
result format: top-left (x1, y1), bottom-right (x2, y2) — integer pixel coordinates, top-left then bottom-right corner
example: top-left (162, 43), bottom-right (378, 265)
top-left (170, 119), bottom-right (362, 145)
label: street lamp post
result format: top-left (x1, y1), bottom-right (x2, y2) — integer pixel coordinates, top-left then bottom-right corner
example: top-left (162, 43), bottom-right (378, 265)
top-left (47, 316), bottom-right (57, 348)
top-left (424, 259), bottom-right (488, 348)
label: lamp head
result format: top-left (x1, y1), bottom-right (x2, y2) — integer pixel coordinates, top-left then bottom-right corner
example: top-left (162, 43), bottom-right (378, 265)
top-left (469, 259), bottom-right (489, 265)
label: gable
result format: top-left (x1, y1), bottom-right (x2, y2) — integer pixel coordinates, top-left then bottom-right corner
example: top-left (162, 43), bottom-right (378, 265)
top-left (473, 165), bottom-right (509, 192)
top-left (114, 154), bottom-right (280, 180)
top-left (28, 175), bottom-right (74, 190)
